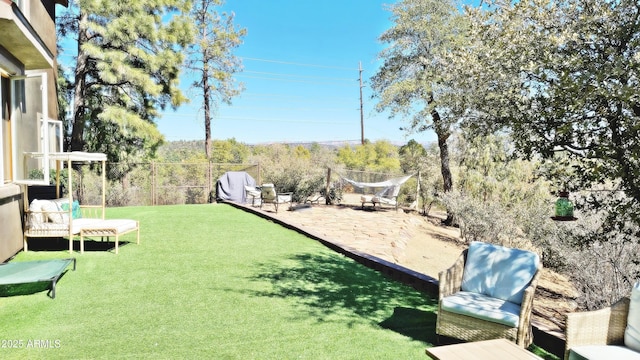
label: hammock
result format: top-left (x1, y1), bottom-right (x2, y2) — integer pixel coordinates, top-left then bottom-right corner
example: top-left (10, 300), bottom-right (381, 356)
top-left (340, 174), bottom-right (414, 189)
top-left (341, 174), bottom-right (414, 210)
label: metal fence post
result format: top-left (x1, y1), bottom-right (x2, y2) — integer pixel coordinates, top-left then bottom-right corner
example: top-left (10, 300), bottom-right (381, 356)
top-left (325, 168), bottom-right (332, 205)
top-left (151, 162), bottom-right (156, 206)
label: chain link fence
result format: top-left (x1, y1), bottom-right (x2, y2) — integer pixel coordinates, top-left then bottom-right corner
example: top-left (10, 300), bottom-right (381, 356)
top-left (65, 163), bottom-right (420, 208)
top-left (70, 162), bottom-right (260, 206)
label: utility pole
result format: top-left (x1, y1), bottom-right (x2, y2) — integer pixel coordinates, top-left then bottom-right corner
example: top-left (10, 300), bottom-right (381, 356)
top-left (359, 61), bottom-right (364, 145)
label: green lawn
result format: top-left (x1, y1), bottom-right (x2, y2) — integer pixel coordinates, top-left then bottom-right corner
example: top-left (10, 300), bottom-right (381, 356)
top-left (0, 204), bottom-right (440, 359)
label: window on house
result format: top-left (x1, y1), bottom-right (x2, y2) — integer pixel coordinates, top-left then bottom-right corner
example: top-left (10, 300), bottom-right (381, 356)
top-left (11, 72), bottom-right (52, 185)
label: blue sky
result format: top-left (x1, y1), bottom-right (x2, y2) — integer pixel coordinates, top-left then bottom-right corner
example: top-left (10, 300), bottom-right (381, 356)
top-left (57, 1), bottom-right (480, 146)
top-left (158, 0), bottom-right (437, 146)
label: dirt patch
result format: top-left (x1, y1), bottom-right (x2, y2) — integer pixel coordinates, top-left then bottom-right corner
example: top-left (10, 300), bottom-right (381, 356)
top-left (267, 195), bottom-right (579, 336)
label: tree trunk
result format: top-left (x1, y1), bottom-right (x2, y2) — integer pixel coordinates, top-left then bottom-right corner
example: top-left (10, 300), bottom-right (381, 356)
top-left (71, 11), bottom-right (89, 152)
top-left (203, 63), bottom-right (212, 159)
top-left (433, 110), bottom-right (454, 225)
top-left (438, 135), bottom-right (453, 193)
top-left (201, 9), bottom-right (212, 160)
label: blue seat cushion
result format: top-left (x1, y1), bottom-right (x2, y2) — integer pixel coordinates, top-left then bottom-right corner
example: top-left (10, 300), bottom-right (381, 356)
top-left (461, 241), bottom-right (540, 305)
top-left (441, 291), bottom-right (521, 327)
top-left (569, 345), bottom-right (640, 360)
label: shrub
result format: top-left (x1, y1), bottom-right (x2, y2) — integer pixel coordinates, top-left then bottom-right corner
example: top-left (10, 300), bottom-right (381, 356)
top-left (440, 190), bottom-right (570, 269)
top-left (560, 190), bottom-right (640, 310)
top-left (251, 144), bottom-right (338, 203)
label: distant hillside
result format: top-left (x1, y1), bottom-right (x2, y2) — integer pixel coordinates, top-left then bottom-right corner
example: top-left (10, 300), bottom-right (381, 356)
top-left (157, 139), bottom-right (355, 156)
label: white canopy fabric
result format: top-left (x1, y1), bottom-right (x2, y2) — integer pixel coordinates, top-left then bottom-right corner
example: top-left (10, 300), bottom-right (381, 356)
top-left (25, 151), bottom-right (107, 162)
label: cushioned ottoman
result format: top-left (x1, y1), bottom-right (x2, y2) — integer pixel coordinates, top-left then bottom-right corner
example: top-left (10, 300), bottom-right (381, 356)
top-left (79, 219), bottom-right (140, 254)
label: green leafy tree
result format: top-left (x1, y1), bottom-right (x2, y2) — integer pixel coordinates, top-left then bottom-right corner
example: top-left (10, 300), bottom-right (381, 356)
top-left (294, 145), bottom-right (311, 160)
top-left (459, 0), bottom-right (640, 228)
top-left (58, 0), bottom-right (193, 163)
top-left (211, 138), bottom-right (250, 163)
top-left (456, 134), bottom-right (550, 206)
top-left (336, 144), bottom-right (365, 171)
top-left (336, 140), bottom-right (401, 173)
top-left (398, 139), bottom-right (427, 174)
top-left (453, 0), bottom-right (640, 307)
top-left (371, 0), bottom-right (471, 224)
top-left (185, 0), bottom-right (246, 159)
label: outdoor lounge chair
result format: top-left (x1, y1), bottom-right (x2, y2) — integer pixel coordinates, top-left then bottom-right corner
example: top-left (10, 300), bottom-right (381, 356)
top-left (245, 185), bottom-right (261, 206)
top-left (25, 198), bottom-right (140, 255)
top-left (371, 184), bottom-right (402, 210)
top-left (564, 281), bottom-right (640, 359)
top-left (304, 192), bottom-right (325, 205)
top-left (361, 186), bottom-right (397, 209)
top-left (259, 183), bottom-right (292, 213)
top-left (23, 152), bottom-right (140, 255)
top-left (436, 241), bottom-right (541, 347)
top-left (0, 258), bottom-right (76, 299)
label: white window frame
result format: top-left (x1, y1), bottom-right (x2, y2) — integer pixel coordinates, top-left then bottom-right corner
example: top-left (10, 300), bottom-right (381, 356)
top-left (10, 71), bottom-right (51, 185)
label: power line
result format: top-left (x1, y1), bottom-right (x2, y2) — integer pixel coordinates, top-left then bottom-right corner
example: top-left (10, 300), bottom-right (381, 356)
top-left (237, 74), bottom-right (355, 87)
top-left (241, 105), bottom-right (355, 112)
top-left (160, 103), bottom-right (356, 116)
top-left (162, 114), bottom-right (354, 125)
top-left (238, 92), bottom-right (357, 102)
top-left (243, 70), bottom-right (355, 82)
top-left (240, 56), bottom-right (358, 71)
top-left (217, 116), bottom-right (350, 124)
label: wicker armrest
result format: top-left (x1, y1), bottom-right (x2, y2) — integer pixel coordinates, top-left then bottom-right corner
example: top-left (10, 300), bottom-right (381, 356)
top-left (516, 264), bottom-right (542, 346)
top-left (564, 297), bottom-right (630, 359)
top-left (519, 266), bottom-right (541, 318)
top-left (438, 249), bottom-right (468, 300)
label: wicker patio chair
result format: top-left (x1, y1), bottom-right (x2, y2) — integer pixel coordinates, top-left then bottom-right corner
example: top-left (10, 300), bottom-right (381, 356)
top-left (564, 297), bottom-right (638, 360)
top-left (436, 241), bottom-right (541, 348)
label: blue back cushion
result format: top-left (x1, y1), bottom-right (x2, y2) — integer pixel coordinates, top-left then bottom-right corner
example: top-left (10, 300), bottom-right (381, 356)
top-left (461, 241), bottom-right (540, 305)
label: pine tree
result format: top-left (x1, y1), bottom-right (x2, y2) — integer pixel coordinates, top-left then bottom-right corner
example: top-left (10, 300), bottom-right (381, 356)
top-left (185, 0), bottom-right (246, 159)
top-left (58, 0), bottom-right (193, 162)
